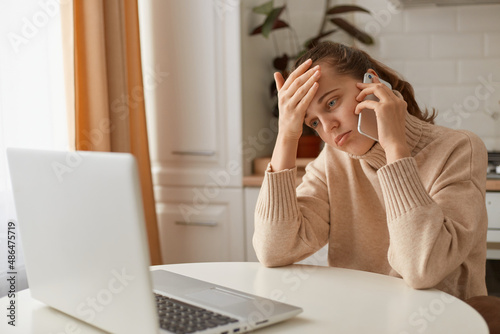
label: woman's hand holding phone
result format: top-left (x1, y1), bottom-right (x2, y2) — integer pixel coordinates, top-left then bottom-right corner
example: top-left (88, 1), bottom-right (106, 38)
top-left (355, 74), bottom-right (410, 164)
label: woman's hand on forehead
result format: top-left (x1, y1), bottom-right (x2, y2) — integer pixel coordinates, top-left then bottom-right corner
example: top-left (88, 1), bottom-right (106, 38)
top-left (274, 59), bottom-right (321, 141)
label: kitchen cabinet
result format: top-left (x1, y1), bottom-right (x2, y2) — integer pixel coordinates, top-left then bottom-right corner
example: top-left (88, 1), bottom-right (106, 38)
top-left (156, 187), bottom-right (244, 264)
top-left (486, 191), bottom-right (500, 260)
top-left (139, 0), bottom-right (242, 188)
top-left (244, 187), bottom-right (260, 262)
top-left (486, 192), bottom-right (500, 234)
top-left (138, 0), bottom-right (245, 263)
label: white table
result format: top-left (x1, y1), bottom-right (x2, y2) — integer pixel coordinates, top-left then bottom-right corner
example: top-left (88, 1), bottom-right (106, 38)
top-left (0, 262), bottom-right (489, 333)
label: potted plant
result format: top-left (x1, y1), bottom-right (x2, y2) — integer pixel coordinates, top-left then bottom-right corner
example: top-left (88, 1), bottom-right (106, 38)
top-left (251, 0), bottom-right (374, 158)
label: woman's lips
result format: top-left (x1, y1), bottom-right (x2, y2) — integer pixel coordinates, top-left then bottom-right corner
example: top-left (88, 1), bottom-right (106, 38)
top-left (335, 131), bottom-right (351, 147)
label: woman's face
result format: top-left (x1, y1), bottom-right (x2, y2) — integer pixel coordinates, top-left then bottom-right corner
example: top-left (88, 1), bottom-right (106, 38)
top-left (304, 63), bottom-right (376, 156)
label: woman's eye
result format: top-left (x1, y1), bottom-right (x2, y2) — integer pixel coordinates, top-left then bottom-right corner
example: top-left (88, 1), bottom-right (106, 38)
top-left (310, 120), bottom-right (319, 128)
top-left (328, 99), bottom-right (337, 108)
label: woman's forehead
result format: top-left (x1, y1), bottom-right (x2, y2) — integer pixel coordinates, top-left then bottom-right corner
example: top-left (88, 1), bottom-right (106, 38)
top-left (316, 65), bottom-right (356, 89)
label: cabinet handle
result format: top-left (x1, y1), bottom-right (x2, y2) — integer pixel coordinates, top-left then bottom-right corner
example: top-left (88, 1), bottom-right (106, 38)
top-left (175, 221), bottom-right (218, 227)
top-left (172, 150), bottom-right (216, 156)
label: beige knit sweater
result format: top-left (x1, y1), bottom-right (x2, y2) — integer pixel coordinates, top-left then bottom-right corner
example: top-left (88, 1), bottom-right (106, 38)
top-left (253, 114), bottom-right (488, 300)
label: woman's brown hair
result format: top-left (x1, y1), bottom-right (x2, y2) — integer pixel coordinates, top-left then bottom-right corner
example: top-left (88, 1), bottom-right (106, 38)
top-left (294, 42), bottom-right (437, 123)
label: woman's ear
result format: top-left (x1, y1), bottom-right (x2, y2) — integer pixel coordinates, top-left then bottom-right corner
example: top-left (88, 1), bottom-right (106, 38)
top-left (367, 68), bottom-right (378, 78)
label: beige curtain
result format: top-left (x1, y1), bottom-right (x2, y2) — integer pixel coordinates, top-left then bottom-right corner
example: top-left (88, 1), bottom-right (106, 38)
top-left (65, 0), bottom-right (162, 265)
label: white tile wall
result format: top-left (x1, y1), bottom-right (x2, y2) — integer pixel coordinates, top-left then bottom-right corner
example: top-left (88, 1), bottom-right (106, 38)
top-left (379, 34), bottom-right (430, 59)
top-left (405, 60), bottom-right (457, 84)
top-left (459, 59), bottom-right (500, 83)
top-left (404, 7), bottom-right (457, 33)
top-left (430, 33), bottom-right (483, 59)
top-left (354, 1), bottom-right (500, 150)
top-left (457, 5), bottom-right (500, 32)
top-left (486, 33), bottom-right (500, 57)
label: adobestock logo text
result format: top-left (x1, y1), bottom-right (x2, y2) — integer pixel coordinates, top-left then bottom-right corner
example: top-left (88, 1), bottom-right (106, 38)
top-left (76, 268), bottom-right (135, 322)
top-left (8, 0), bottom-right (69, 54)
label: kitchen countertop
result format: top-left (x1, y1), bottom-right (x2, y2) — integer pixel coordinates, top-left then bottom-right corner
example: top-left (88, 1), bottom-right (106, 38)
top-left (244, 157), bottom-right (500, 191)
top-left (487, 179), bottom-right (500, 191)
top-left (243, 157), bottom-right (308, 187)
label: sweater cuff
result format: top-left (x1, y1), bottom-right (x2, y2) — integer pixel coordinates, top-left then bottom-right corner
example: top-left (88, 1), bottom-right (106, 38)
top-left (377, 157), bottom-right (434, 221)
top-left (256, 163), bottom-right (299, 221)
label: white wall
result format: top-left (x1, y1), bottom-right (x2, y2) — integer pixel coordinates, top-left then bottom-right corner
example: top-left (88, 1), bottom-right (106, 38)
top-left (353, 1), bottom-right (500, 150)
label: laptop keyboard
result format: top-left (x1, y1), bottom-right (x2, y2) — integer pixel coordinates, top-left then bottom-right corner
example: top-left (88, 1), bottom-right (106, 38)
top-left (155, 293), bottom-right (239, 334)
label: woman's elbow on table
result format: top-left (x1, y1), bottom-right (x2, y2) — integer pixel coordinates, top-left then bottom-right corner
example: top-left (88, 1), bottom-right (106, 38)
top-left (398, 262), bottom-right (453, 290)
top-left (252, 228), bottom-right (302, 267)
top-left (391, 257), bottom-right (446, 290)
top-left (253, 237), bottom-right (300, 268)
top-left (402, 274), bottom-right (442, 291)
top-left (255, 250), bottom-right (294, 268)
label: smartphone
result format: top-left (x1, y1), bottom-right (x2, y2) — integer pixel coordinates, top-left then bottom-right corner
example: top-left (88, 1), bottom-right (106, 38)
top-left (357, 73), bottom-right (392, 142)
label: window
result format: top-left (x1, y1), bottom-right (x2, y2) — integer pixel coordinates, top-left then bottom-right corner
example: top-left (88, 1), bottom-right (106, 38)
top-left (0, 0), bottom-right (68, 296)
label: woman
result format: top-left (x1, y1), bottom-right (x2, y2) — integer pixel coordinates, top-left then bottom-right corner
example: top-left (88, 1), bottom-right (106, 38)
top-left (253, 41), bottom-right (488, 300)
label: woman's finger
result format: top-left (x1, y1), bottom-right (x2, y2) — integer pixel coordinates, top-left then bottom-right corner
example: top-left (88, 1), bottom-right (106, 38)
top-left (281, 58), bottom-right (313, 91)
top-left (355, 82), bottom-right (392, 102)
top-left (392, 90), bottom-right (404, 99)
top-left (297, 82), bottom-right (319, 111)
top-left (354, 99), bottom-right (379, 115)
top-left (287, 69), bottom-right (321, 108)
top-left (274, 72), bottom-right (285, 91)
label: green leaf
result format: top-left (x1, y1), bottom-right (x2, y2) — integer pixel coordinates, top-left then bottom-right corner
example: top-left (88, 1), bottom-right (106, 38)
top-left (250, 19), bottom-right (289, 36)
top-left (261, 6), bottom-right (287, 38)
top-left (253, 0), bottom-right (274, 15)
top-left (327, 5), bottom-right (371, 15)
top-left (330, 17), bottom-right (374, 45)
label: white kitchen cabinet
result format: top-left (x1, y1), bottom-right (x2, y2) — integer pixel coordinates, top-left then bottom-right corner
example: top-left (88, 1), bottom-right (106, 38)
top-left (156, 187), bottom-right (245, 263)
top-left (486, 191), bottom-right (500, 259)
top-left (139, 0), bottom-right (242, 188)
top-left (138, 0), bottom-right (245, 263)
top-left (244, 187), bottom-right (260, 262)
top-left (486, 192), bottom-right (500, 231)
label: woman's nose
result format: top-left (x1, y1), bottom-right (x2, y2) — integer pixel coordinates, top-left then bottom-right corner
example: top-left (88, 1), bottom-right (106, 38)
top-left (320, 115), bottom-right (339, 133)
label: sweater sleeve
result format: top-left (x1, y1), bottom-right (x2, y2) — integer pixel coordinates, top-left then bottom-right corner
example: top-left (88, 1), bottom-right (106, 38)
top-left (253, 157), bottom-right (331, 267)
top-left (377, 132), bottom-right (488, 289)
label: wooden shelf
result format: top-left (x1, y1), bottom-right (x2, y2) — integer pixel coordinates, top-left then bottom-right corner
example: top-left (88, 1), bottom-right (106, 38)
top-left (252, 157), bottom-right (312, 175)
top-left (244, 157), bottom-right (308, 187)
top-left (242, 175), bottom-right (267, 187)
top-left (487, 179), bottom-right (500, 191)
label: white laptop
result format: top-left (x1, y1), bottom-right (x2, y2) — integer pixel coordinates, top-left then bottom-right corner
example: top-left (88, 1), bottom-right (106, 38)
top-left (7, 148), bottom-right (302, 334)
